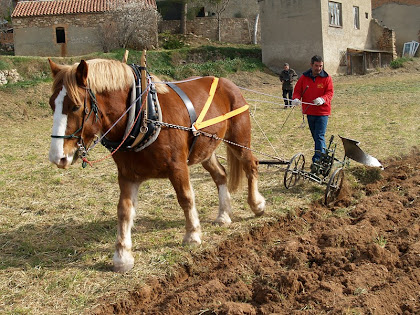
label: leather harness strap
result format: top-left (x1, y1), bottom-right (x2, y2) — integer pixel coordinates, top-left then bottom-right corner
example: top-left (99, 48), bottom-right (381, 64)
top-left (129, 64), bottom-right (148, 148)
top-left (166, 82), bottom-right (197, 127)
top-left (166, 82), bottom-right (198, 159)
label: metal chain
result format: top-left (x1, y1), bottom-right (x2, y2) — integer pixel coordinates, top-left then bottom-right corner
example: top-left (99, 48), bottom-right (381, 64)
top-left (147, 119), bottom-right (288, 163)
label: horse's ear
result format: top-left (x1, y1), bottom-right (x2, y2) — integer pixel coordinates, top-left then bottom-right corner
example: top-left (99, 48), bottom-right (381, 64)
top-left (48, 58), bottom-right (62, 78)
top-left (76, 60), bottom-right (88, 87)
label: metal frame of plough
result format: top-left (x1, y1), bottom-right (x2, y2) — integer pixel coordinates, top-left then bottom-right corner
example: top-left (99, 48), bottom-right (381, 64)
top-left (259, 135), bottom-right (383, 205)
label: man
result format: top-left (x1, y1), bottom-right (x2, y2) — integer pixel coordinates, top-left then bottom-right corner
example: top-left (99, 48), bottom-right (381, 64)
top-left (292, 55), bottom-right (334, 168)
top-left (279, 63), bottom-right (298, 108)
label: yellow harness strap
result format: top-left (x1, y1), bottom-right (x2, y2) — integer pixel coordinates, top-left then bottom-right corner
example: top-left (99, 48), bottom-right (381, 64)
top-left (194, 77), bottom-right (249, 130)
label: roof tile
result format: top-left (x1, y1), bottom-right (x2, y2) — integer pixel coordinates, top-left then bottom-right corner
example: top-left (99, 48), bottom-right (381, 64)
top-left (12, 0), bottom-right (156, 18)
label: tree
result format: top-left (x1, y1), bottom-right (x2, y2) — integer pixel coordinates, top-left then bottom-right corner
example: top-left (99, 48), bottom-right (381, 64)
top-left (207, 0), bottom-right (230, 41)
top-left (101, 0), bottom-right (160, 51)
top-left (161, 0), bottom-right (201, 35)
top-left (180, 0), bottom-right (188, 35)
top-left (0, 0), bottom-right (14, 25)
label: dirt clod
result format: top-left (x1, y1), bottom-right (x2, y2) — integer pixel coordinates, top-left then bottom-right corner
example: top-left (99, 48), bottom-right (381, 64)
top-left (92, 149), bottom-right (420, 314)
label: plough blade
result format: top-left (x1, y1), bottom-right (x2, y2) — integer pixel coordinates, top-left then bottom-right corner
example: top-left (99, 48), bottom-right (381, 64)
top-left (339, 135), bottom-right (383, 169)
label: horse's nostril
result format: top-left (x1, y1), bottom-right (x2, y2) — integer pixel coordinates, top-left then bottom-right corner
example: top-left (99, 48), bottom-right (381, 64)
top-left (60, 157), bottom-right (67, 165)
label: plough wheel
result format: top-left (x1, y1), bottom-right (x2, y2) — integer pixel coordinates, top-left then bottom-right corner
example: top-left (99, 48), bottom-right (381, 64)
top-left (284, 153), bottom-right (305, 189)
top-left (324, 167), bottom-right (344, 205)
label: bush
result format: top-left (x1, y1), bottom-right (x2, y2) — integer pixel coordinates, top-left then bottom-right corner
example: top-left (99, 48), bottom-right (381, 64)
top-left (390, 57), bottom-right (413, 69)
top-left (160, 33), bottom-right (185, 50)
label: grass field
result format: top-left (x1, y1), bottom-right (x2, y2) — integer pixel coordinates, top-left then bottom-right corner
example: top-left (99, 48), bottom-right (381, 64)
top-left (0, 55), bottom-right (419, 314)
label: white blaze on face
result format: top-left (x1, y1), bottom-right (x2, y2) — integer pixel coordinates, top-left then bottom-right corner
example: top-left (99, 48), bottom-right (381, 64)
top-left (49, 86), bottom-right (74, 166)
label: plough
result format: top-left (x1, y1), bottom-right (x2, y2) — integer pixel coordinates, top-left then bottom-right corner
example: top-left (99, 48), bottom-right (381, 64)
top-left (260, 135), bottom-right (383, 205)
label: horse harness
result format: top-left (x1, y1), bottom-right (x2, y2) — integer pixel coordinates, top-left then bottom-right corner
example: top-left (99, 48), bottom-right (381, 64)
top-left (101, 67), bottom-right (220, 157)
top-left (100, 64), bottom-right (162, 152)
top-left (99, 64), bottom-right (201, 156)
top-left (53, 64), bottom-right (250, 163)
top-left (102, 71), bottom-right (250, 158)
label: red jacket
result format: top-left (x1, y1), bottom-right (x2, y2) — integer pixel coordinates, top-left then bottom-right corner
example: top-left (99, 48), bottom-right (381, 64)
top-left (292, 69), bottom-right (334, 116)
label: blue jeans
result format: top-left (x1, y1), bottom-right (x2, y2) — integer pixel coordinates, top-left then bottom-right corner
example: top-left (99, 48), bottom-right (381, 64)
top-left (307, 115), bottom-right (329, 163)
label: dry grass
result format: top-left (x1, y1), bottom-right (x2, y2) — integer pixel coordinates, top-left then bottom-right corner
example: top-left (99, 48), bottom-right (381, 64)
top-left (0, 59), bottom-right (419, 314)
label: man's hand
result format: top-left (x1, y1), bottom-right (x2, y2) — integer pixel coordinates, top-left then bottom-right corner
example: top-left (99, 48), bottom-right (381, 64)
top-left (313, 97), bottom-right (325, 106)
top-left (291, 98), bottom-right (302, 106)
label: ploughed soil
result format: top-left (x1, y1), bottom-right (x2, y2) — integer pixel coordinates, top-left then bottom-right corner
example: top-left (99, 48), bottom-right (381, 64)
top-left (93, 149), bottom-right (419, 314)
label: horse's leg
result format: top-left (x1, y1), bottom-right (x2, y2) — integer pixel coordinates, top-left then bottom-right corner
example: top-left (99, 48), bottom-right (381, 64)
top-left (244, 156), bottom-right (266, 216)
top-left (113, 175), bottom-right (140, 273)
top-left (202, 153), bottom-right (232, 226)
top-left (228, 147), bottom-right (265, 216)
top-left (169, 163), bottom-right (202, 245)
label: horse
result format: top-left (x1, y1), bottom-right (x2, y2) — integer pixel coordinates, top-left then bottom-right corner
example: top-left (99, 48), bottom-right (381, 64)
top-left (47, 58), bottom-right (265, 272)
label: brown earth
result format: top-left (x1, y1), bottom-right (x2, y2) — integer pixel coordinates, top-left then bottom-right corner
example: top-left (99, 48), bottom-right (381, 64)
top-left (92, 149), bottom-right (419, 315)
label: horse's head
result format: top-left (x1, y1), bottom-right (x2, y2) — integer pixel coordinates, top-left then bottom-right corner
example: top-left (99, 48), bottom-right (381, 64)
top-left (48, 59), bottom-right (100, 168)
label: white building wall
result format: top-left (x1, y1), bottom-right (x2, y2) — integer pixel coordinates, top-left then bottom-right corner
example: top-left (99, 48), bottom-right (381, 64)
top-left (259, 0), bottom-right (378, 75)
top-left (321, 0), bottom-right (372, 74)
top-left (259, 0), bottom-right (323, 75)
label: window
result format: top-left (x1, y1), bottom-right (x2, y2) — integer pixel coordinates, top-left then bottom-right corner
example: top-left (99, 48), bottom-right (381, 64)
top-left (56, 27), bottom-right (65, 43)
top-left (329, 1), bottom-right (342, 27)
top-left (353, 6), bottom-right (360, 29)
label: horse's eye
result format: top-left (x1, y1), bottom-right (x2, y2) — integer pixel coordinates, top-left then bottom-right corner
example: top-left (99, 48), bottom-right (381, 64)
top-left (72, 106), bottom-right (81, 112)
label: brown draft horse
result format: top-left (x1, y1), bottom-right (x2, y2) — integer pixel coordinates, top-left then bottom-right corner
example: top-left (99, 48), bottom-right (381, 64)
top-left (48, 58), bottom-right (265, 272)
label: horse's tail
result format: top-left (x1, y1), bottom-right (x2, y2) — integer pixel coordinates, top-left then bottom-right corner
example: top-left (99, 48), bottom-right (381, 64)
top-left (227, 146), bottom-right (245, 192)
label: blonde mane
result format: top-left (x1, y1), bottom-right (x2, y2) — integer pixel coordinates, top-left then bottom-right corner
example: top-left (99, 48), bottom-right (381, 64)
top-left (52, 59), bottom-right (168, 106)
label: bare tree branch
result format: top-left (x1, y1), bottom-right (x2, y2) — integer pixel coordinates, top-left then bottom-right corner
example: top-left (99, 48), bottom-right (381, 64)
top-left (101, 0), bottom-right (160, 51)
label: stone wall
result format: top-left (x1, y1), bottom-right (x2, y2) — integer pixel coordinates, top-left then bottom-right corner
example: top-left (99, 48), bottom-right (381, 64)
top-left (370, 19), bottom-right (397, 59)
top-left (372, 2), bottom-right (420, 56)
top-left (13, 10), bottom-right (158, 56)
top-left (13, 12), bottom-right (109, 29)
top-left (159, 17), bottom-right (260, 44)
top-left (205, 0), bottom-right (260, 19)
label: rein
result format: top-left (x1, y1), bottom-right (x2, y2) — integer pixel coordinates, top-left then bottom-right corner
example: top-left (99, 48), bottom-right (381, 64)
top-left (81, 85), bottom-right (150, 168)
top-left (51, 80), bottom-right (150, 168)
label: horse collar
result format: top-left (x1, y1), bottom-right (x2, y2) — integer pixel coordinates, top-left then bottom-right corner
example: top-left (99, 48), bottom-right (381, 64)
top-left (100, 65), bottom-right (162, 153)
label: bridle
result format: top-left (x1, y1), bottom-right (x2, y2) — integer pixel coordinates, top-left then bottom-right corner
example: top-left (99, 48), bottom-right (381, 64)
top-left (51, 87), bottom-right (100, 158)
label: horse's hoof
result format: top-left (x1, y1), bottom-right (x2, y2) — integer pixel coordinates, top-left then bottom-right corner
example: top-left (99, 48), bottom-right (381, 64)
top-left (254, 210), bottom-right (265, 217)
top-left (113, 252), bottom-right (134, 273)
top-left (182, 233), bottom-right (202, 246)
top-left (113, 261), bottom-right (134, 273)
top-left (213, 214), bottom-right (232, 226)
top-left (251, 198), bottom-right (266, 216)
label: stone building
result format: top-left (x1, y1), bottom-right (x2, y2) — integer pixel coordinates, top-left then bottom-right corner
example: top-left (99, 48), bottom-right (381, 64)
top-left (11, 0), bottom-right (158, 57)
top-left (156, 0), bottom-right (259, 19)
top-left (157, 0), bottom-right (260, 44)
top-left (259, 0), bottom-right (396, 75)
top-left (372, 0), bottom-right (420, 56)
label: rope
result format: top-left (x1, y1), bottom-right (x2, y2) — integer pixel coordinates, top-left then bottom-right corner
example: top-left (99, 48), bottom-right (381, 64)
top-left (87, 83), bottom-right (151, 153)
top-left (249, 111), bottom-right (280, 158)
top-left (80, 76), bottom-right (316, 167)
top-left (152, 76), bottom-right (204, 85)
top-left (81, 84), bottom-right (151, 167)
top-left (239, 86), bottom-right (317, 108)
